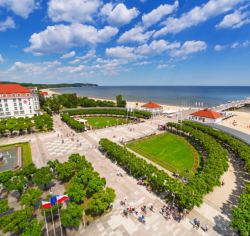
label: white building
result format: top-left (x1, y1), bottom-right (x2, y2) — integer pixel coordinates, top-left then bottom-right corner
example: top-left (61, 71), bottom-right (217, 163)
top-left (189, 108), bottom-right (223, 124)
top-left (0, 84), bottom-right (40, 118)
top-left (140, 101), bottom-right (163, 117)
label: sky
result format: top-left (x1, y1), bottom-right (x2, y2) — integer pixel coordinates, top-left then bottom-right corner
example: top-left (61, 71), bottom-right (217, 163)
top-left (0, 0), bottom-right (250, 86)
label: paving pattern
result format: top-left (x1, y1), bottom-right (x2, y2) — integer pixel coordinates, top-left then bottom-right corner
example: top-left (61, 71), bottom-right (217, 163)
top-left (0, 115), bottom-right (241, 236)
top-left (44, 138), bottom-right (91, 157)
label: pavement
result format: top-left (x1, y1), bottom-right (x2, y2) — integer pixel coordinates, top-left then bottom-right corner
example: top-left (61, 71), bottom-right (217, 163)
top-left (0, 115), bottom-right (242, 236)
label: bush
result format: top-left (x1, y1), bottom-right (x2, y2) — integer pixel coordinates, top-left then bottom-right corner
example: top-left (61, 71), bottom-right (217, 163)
top-left (61, 114), bottom-right (84, 132)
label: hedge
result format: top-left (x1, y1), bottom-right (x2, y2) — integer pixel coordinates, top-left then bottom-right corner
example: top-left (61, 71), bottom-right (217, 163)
top-left (61, 114), bottom-right (84, 132)
top-left (63, 108), bottom-right (151, 119)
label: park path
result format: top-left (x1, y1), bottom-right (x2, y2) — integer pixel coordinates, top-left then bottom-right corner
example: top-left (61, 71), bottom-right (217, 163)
top-left (0, 115), bottom-right (242, 235)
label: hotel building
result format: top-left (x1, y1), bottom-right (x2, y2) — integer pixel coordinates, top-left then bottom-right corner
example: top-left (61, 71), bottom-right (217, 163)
top-left (0, 84), bottom-right (40, 118)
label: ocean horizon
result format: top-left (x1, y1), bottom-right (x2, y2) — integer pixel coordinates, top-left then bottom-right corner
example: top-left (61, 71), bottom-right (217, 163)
top-left (52, 86), bottom-right (250, 108)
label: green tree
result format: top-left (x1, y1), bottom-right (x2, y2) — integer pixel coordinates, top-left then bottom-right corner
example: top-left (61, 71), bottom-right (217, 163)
top-left (56, 161), bottom-right (76, 182)
top-left (66, 182), bottom-right (86, 204)
top-left (116, 95), bottom-right (126, 107)
top-left (6, 175), bottom-right (28, 195)
top-left (20, 219), bottom-right (43, 236)
top-left (87, 188), bottom-right (115, 216)
top-left (0, 199), bottom-right (9, 214)
top-left (20, 188), bottom-right (43, 207)
top-left (32, 167), bottom-right (53, 189)
top-left (61, 203), bottom-right (83, 229)
top-left (0, 207), bottom-right (33, 234)
top-left (0, 170), bottom-right (13, 187)
top-left (86, 177), bottom-right (106, 197)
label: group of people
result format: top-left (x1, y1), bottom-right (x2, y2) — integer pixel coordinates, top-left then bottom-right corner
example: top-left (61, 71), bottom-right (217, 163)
top-left (160, 205), bottom-right (184, 222)
top-left (192, 218), bottom-right (209, 232)
top-left (121, 197), bottom-right (155, 224)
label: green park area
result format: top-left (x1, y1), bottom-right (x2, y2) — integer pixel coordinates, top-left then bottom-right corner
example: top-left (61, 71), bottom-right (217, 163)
top-left (127, 132), bottom-right (199, 173)
top-left (85, 116), bottom-right (129, 129)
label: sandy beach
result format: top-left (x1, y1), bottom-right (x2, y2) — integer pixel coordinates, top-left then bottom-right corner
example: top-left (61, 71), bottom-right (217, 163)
top-left (43, 88), bottom-right (191, 111)
top-left (44, 88), bottom-right (250, 134)
top-left (221, 111), bottom-right (250, 135)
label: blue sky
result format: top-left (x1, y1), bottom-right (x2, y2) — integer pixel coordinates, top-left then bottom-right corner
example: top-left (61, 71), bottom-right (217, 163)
top-left (0, 0), bottom-right (250, 85)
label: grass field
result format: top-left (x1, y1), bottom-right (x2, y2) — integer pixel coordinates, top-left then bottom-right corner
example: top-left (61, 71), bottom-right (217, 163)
top-left (127, 133), bottom-right (199, 173)
top-left (0, 142), bottom-right (32, 168)
top-left (85, 116), bottom-right (129, 129)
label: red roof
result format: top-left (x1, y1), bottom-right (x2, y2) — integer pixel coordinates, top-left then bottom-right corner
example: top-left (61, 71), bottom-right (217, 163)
top-left (0, 84), bottom-right (31, 94)
top-left (39, 91), bottom-right (48, 95)
top-left (142, 101), bottom-right (162, 109)
top-left (191, 109), bottom-right (222, 119)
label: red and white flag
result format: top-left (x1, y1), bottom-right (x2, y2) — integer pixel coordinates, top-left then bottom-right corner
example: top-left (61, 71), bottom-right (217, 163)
top-left (42, 201), bottom-right (51, 209)
top-left (56, 195), bottom-right (69, 203)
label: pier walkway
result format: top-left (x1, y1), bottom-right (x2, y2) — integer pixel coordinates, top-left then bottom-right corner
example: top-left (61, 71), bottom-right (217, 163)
top-left (213, 97), bottom-right (250, 112)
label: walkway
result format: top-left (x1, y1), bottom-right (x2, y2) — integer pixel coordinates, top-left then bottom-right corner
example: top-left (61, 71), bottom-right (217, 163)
top-left (0, 115), bottom-right (242, 235)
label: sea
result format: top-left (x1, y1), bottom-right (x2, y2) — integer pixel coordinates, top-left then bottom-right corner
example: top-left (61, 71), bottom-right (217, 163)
top-left (52, 86), bottom-right (250, 108)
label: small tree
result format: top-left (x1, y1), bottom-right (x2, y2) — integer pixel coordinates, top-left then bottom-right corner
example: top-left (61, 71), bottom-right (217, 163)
top-left (0, 207), bottom-right (33, 234)
top-left (87, 188), bottom-right (115, 216)
top-left (6, 175), bottom-right (28, 196)
top-left (66, 182), bottom-right (86, 204)
top-left (20, 188), bottom-right (43, 207)
top-left (61, 203), bottom-right (83, 229)
top-left (20, 219), bottom-right (43, 236)
top-left (116, 95), bottom-right (126, 107)
top-left (0, 199), bottom-right (9, 214)
top-left (32, 167), bottom-right (53, 189)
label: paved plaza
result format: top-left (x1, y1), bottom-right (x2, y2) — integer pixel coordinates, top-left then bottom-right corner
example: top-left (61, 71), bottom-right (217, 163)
top-left (0, 115), bottom-right (240, 236)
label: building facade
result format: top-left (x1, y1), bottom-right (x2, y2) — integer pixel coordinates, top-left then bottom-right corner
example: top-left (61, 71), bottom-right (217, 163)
top-left (0, 84), bottom-right (40, 118)
top-left (189, 108), bottom-right (223, 123)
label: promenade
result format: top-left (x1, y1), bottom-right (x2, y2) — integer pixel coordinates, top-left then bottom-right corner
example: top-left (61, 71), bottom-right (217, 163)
top-left (0, 115), bottom-right (241, 236)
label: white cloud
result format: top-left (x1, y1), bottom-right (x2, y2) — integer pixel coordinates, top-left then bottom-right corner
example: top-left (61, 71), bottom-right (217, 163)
top-left (0, 54), bottom-right (4, 64)
top-left (106, 46), bottom-right (136, 60)
top-left (231, 40), bottom-right (250, 48)
top-left (100, 3), bottom-right (139, 26)
top-left (214, 44), bottom-right (226, 51)
top-left (0, 0), bottom-right (37, 18)
top-left (48, 0), bottom-right (101, 23)
top-left (77, 49), bottom-right (96, 61)
top-left (170, 41), bottom-right (207, 59)
top-left (142, 1), bottom-right (178, 28)
top-left (118, 26), bottom-right (154, 43)
top-left (25, 23), bottom-right (118, 55)
top-left (154, 0), bottom-right (246, 37)
top-left (214, 40), bottom-right (250, 51)
top-left (216, 8), bottom-right (250, 29)
top-left (60, 51), bottom-right (76, 59)
top-left (136, 40), bottom-right (180, 56)
top-left (0, 17), bottom-right (15, 31)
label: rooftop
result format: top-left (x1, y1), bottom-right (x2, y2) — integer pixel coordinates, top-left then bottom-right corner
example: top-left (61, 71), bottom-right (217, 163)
top-left (191, 109), bottom-right (222, 119)
top-left (142, 101), bottom-right (162, 109)
top-left (0, 84), bottom-right (31, 94)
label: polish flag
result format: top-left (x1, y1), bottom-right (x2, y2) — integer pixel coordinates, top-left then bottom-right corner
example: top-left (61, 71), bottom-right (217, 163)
top-left (42, 201), bottom-right (51, 209)
top-left (56, 195), bottom-right (69, 203)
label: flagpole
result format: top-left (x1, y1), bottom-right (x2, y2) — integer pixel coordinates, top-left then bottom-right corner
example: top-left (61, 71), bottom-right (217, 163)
top-left (50, 206), bottom-right (56, 236)
top-left (43, 209), bottom-right (49, 236)
top-left (57, 201), bottom-right (63, 236)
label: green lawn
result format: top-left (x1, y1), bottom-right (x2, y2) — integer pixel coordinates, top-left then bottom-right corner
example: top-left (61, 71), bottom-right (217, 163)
top-left (0, 142), bottom-right (32, 168)
top-left (85, 116), bottom-right (129, 129)
top-left (127, 133), bottom-right (198, 173)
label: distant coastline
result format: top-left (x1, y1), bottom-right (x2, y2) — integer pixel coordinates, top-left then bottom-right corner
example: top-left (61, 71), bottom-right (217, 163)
top-left (50, 86), bottom-right (250, 108)
top-left (0, 81), bottom-right (98, 89)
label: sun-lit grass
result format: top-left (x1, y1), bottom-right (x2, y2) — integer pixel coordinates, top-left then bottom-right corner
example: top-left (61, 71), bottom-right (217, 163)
top-left (85, 116), bottom-right (129, 129)
top-left (127, 132), bottom-right (199, 173)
